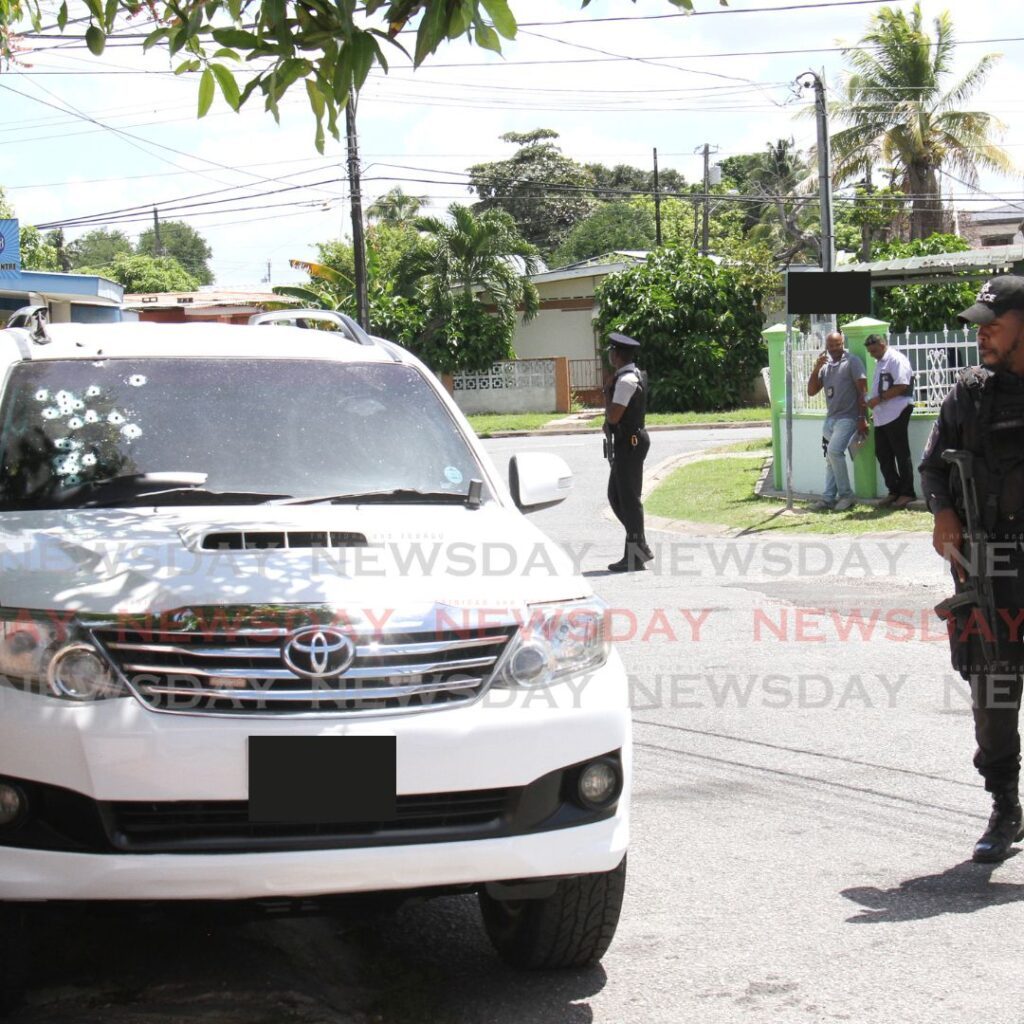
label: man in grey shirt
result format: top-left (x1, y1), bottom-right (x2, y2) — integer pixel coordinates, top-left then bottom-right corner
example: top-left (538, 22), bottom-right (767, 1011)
top-left (806, 330), bottom-right (868, 511)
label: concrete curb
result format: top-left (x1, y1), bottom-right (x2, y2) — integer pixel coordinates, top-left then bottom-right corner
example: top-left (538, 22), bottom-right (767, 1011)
top-left (619, 450), bottom-right (932, 539)
top-left (481, 420), bottom-right (771, 439)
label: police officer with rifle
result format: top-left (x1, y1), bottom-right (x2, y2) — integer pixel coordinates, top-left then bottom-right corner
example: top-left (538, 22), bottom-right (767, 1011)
top-left (920, 275), bottom-right (1024, 862)
top-left (603, 333), bottom-right (652, 573)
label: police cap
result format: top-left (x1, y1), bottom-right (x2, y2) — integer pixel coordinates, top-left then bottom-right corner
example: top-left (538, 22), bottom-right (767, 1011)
top-left (958, 275), bottom-right (1024, 325)
top-left (607, 332), bottom-right (641, 351)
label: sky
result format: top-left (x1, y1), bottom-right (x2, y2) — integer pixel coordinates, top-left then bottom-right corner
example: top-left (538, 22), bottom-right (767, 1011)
top-left (1, 0), bottom-right (1023, 288)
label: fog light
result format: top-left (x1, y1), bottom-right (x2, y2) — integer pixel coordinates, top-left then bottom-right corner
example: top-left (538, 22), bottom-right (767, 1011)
top-left (577, 760), bottom-right (620, 809)
top-left (508, 644), bottom-right (548, 686)
top-left (47, 644), bottom-right (118, 700)
top-left (0, 782), bottom-right (25, 826)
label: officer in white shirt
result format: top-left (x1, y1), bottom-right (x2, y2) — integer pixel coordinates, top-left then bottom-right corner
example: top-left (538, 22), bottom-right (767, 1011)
top-left (603, 333), bottom-right (652, 573)
top-left (865, 333), bottom-right (915, 508)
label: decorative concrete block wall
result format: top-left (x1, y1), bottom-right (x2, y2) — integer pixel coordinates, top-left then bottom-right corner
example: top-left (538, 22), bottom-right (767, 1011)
top-left (447, 358), bottom-right (570, 414)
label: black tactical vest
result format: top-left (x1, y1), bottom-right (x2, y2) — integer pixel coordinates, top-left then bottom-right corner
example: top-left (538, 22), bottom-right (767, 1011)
top-left (958, 368), bottom-right (1024, 537)
top-left (605, 365), bottom-right (647, 437)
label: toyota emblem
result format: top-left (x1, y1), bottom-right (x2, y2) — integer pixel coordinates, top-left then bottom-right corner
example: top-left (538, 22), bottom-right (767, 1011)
top-left (282, 626), bottom-right (356, 679)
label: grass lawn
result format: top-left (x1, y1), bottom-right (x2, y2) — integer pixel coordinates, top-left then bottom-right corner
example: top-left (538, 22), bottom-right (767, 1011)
top-left (708, 438), bottom-right (772, 454)
top-left (646, 456), bottom-right (933, 535)
top-left (466, 413), bottom-right (562, 436)
top-left (585, 407), bottom-right (770, 427)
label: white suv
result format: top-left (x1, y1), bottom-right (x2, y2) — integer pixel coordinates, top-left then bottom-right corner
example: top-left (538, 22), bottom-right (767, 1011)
top-left (0, 311), bottom-right (630, 1006)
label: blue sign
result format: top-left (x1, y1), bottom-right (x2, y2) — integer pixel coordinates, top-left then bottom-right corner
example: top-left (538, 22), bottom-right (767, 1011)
top-left (0, 220), bottom-right (20, 277)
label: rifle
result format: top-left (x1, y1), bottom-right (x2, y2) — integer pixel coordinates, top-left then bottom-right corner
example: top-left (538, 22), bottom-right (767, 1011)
top-left (934, 449), bottom-right (1001, 671)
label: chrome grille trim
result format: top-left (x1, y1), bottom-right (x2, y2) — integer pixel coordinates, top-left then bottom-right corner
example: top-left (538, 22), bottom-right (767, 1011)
top-left (120, 654), bottom-right (498, 680)
top-left (137, 678), bottom-right (481, 702)
top-left (89, 613), bottom-right (517, 718)
top-left (105, 633), bottom-right (511, 660)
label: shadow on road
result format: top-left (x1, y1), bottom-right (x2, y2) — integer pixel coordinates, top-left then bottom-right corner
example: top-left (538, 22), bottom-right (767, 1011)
top-left (5, 894), bottom-right (606, 1024)
top-left (841, 856), bottom-right (1024, 923)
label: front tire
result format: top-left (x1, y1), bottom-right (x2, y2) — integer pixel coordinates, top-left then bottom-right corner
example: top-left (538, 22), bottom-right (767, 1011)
top-left (0, 905), bottom-right (30, 1017)
top-left (479, 857), bottom-right (626, 969)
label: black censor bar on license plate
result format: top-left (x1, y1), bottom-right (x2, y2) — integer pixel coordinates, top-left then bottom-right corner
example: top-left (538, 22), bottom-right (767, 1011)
top-left (248, 736), bottom-right (397, 823)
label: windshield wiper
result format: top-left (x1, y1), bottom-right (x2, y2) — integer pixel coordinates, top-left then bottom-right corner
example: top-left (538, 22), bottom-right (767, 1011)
top-left (275, 482), bottom-right (484, 508)
top-left (83, 488), bottom-right (294, 509)
top-left (49, 473), bottom-right (290, 509)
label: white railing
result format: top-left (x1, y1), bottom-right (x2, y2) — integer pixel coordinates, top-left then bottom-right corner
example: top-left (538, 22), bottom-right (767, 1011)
top-left (790, 325), bottom-right (978, 414)
top-left (895, 326), bottom-right (978, 412)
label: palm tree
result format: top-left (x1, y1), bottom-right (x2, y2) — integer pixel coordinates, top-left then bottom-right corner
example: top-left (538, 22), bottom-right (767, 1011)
top-left (366, 188), bottom-right (426, 226)
top-left (397, 203), bottom-right (541, 334)
top-left (830, 3), bottom-right (1014, 240)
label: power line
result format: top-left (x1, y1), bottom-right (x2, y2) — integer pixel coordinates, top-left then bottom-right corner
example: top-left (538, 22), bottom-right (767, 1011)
top-left (34, 177), bottom-right (347, 231)
top-left (515, 0), bottom-right (915, 24)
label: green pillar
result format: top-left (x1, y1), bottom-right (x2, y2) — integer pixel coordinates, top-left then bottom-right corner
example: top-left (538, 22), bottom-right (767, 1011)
top-left (842, 315), bottom-right (890, 499)
top-left (763, 323), bottom-right (788, 490)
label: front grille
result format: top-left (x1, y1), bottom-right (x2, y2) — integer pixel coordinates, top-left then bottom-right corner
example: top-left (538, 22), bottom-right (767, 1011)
top-left (108, 789), bottom-right (512, 852)
top-left (91, 617), bottom-right (516, 716)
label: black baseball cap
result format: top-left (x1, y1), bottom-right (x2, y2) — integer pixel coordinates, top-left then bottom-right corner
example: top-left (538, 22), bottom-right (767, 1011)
top-left (607, 332), bottom-right (641, 350)
top-left (958, 275), bottom-right (1024, 325)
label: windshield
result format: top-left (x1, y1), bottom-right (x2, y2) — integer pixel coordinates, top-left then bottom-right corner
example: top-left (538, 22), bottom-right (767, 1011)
top-left (0, 358), bottom-right (487, 510)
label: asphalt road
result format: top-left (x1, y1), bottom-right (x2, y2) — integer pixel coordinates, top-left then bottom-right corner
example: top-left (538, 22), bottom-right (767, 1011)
top-left (13, 427), bottom-right (1021, 1024)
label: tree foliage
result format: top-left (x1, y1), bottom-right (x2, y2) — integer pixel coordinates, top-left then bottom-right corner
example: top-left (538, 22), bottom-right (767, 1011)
top-left (67, 229), bottom-right (134, 271)
top-left (80, 253), bottom-right (200, 292)
top-left (868, 232), bottom-right (975, 332)
top-left (468, 129), bottom-right (597, 259)
top-left (278, 206), bottom-right (539, 372)
top-left (1, 1), bottom-right (713, 152)
top-left (583, 162), bottom-right (687, 202)
top-left (395, 203), bottom-right (540, 370)
top-left (137, 220), bottom-right (214, 285)
top-left (830, 2), bottom-right (1014, 240)
top-left (367, 187), bottom-right (425, 226)
top-left (596, 246), bottom-right (776, 412)
top-left (18, 225), bottom-right (60, 271)
top-left (551, 203), bottom-right (657, 268)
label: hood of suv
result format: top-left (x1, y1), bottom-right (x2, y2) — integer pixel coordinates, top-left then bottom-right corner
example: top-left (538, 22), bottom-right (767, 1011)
top-left (0, 504), bottom-right (588, 615)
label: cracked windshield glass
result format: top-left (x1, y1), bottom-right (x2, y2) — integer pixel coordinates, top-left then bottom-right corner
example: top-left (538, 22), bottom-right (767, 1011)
top-left (0, 359), bottom-right (483, 509)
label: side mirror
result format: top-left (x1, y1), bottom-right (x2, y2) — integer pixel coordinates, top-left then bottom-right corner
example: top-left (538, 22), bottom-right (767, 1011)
top-left (508, 453), bottom-right (573, 513)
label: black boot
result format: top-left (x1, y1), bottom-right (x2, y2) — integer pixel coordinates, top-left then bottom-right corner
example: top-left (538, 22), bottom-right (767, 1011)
top-left (973, 787), bottom-right (1024, 863)
top-left (608, 538), bottom-right (647, 573)
top-left (637, 537), bottom-right (654, 562)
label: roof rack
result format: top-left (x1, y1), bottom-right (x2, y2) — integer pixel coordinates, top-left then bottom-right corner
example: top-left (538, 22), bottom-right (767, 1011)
top-left (247, 308), bottom-right (376, 346)
top-left (5, 305), bottom-right (52, 345)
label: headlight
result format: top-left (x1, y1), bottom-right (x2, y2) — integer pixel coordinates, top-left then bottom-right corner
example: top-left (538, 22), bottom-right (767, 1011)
top-left (0, 613), bottom-right (124, 701)
top-left (494, 600), bottom-right (610, 689)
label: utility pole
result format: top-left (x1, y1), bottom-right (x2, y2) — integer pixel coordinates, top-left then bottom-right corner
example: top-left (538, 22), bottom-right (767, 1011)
top-left (695, 143), bottom-right (719, 256)
top-left (152, 206), bottom-right (163, 256)
top-left (800, 70), bottom-right (835, 272)
top-left (346, 98), bottom-right (369, 331)
top-left (652, 147), bottom-right (662, 247)
top-left (859, 165), bottom-right (873, 263)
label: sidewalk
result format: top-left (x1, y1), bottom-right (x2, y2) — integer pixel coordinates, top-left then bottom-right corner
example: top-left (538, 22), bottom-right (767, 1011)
top-left (484, 412), bottom-right (771, 438)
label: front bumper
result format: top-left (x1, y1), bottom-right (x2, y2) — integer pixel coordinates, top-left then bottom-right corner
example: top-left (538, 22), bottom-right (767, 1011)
top-left (0, 656), bottom-right (630, 901)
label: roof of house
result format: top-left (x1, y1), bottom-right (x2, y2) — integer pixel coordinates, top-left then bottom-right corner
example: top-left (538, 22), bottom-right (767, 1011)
top-left (0, 269), bottom-right (122, 306)
top-left (122, 289), bottom-right (300, 310)
top-left (835, 243), bottom-right (1024, 286)
top-left (532, 251), bottom-right (649, 286)
top-left (962, 205), bottom-right (1024, 225)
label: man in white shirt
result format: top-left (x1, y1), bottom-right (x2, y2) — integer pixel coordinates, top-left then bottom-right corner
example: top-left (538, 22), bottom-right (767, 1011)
top-left (865, 333), bottom-right (915, 508)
